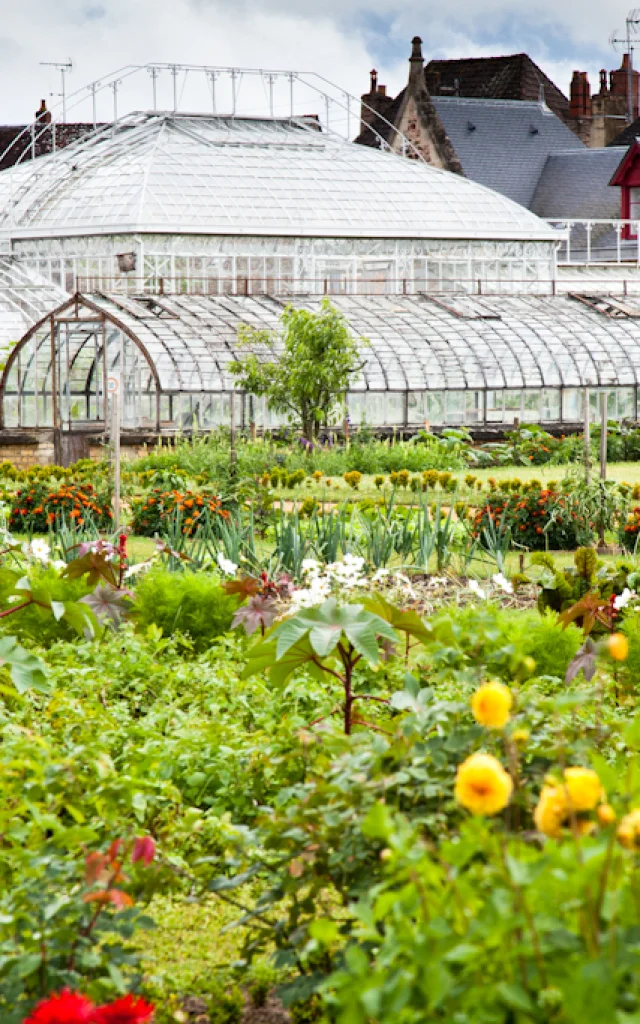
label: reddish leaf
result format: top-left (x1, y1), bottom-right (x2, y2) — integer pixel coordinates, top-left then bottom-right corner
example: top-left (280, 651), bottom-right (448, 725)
top-left (131, 836), bottom-right (156, 866)
top-left (83, 888), bottom-right (133, 908)
top-left (222, 576), bottom-right (261, 598)
top-left (85, 852), bottom-right (109, 885)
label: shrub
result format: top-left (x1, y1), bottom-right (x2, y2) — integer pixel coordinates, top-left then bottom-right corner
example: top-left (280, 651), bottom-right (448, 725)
top-left (621, 506), bottom-right (640, 552)
top-left (300, 496), bottom-right (319, 517)
top-left (287, 469), bottom-right (306, 489)
top-left (396, 469), bottom-right (410, 488)
top-left (422, 469), bottom-right (439, 488)
top-left (374, 475), bottom-right (385, 490)
top-left (473, 488), bottom-right (593, 551)
top-left (9, 482), bottom-right (112, 534)
top-left (343, 471), bottom-right (362, 491)
top-left (130, 489), bottom-right (229, 537)
top-left (133, 568), bottom-right (237, 651)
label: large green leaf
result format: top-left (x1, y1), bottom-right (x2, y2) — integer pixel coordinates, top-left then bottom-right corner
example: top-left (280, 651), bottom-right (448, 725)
top-left (363, 593), bottom-right (433, 645)
top-left (0, 636), bottom-right (48, 694)
top-left (272, 598), bottom-right (396, 666)
top-left (242, 633), bottom-right (326, 686)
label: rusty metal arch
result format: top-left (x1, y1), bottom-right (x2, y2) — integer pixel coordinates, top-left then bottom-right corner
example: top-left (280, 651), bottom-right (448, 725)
top-left (0, 292), bottom-right (162, 431)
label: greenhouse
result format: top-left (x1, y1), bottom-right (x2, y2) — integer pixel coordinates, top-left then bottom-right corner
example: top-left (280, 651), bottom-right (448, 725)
top-left (0, 111), bottom-right (560, 298)
top-left (3, 290), bottom-right (640, 460)
top-left (0, 70), bottom-right (639, 457)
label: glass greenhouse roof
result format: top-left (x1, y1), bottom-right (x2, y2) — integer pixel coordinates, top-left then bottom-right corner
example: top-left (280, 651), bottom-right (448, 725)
top-left (0, 257), bottom-right (66, 344)
top-left (67, 291), bottom-right (640, 393)
top-left (0, 113), bottom-right (559, 243)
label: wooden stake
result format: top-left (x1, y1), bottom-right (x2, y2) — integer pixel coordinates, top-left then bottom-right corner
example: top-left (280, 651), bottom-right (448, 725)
top-left (583, 386), bottom-right (590, 486)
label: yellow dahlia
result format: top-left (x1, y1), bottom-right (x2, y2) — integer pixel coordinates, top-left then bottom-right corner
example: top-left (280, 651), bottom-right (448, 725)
top-left (617, 808), bottom-right (640, 849)
top-left (563, 767), bottom-right (602, 812)
top-left (471, 681), bottom-right (513, 730)
top-left (597, 803), bottom-right (616, 826)
top-left (534, 784), bottom-right (569, 838)
top-left (608, 633), bottom-right (629, 662)
top-left (454, 752), bottom-right (513, 816)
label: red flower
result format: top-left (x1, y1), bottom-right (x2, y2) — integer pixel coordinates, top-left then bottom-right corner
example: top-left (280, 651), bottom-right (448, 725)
top-left (91, 995), bottom-right (155, 1024)
top-left (24, 989), bottom-right (94, 1024)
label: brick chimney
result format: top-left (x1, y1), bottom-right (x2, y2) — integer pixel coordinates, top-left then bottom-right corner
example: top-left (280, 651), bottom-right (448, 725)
top-left (35, 99), bottom-right (51, 125)
top-left (359, 68), bottom-right (395, 133)
top-left (610, 53), bottom-right (639, 121)
top-left (569, 71), bottom-right (591, 118)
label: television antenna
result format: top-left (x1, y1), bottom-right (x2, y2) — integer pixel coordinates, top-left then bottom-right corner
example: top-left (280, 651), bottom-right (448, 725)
top-left (39, 59), bottom-right (73, 122)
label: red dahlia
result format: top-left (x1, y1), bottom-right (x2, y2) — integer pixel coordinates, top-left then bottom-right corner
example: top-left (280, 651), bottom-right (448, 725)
top-left (24, 989), bottom-right (95, 1024)
top-left (91, 995), bottom-right (155, 1023)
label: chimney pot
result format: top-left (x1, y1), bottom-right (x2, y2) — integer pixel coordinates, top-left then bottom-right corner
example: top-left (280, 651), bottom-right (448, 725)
top-left (370, 68), bottom-right (378, 93)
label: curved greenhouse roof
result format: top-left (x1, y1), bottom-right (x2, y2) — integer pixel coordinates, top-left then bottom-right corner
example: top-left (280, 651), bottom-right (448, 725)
top-left (7, 290), bottom-right (640, 396)
top-left (0, 113), bottom-right (559, 243)
top-left (84, 291), bottom-right (640, 391)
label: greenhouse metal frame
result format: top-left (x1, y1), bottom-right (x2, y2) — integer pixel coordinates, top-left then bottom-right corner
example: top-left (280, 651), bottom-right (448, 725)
top-left (3, 291), bottom-right (640, 451)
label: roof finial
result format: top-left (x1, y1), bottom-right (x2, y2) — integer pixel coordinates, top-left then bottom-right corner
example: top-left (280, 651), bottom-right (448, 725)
top-left (409, 36), bottom-right (424, 86)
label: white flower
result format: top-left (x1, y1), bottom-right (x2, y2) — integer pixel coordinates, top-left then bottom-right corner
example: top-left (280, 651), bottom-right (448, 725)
top-left (22, 539), bottom-right (51, 564)
top-left (428, 576), bottom-right (448, 588)
top-left (492, 572), bottom-right (514, 595)
top-left (301, 558), bottom-right (321, 574)
top-left (123, 559), bottom-right (156, 580)
top-left (326, 556), bottom-right (367, 589)
top-left (288, 576), bottom-right (331, 613)
top-left (614, 587), bottom-right (636, 611)
top-left (217, 552), bottom-right (238, 577)
top-left (372, 568), bottom-right (390, 583)
top-left (51, 559), bottom-right (67, 572)
top-left (468, 579), bottom-right (487, 600)
top-left (393, 571), bottom-right (416, 598)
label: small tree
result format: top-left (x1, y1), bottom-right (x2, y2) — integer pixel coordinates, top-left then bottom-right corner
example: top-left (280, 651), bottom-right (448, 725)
top-left (230, 299), bottom-right (367, 441)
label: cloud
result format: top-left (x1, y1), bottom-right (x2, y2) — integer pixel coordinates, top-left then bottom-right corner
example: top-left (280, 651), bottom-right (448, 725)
top-left (0, 0), bottom-right (631, 124)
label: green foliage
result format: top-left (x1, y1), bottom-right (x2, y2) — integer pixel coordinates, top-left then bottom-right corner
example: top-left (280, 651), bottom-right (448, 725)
top-left (532, 548), bottom-right (632, 627)
top-left (133, 568), bottom-right (238, 651)
top-left (0, 565), bottom-right (94, 646)
top-left (230, 300), bottom-right (367, 440)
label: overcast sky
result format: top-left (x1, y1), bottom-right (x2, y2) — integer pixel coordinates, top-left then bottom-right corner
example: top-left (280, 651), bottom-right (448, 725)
top-left (0, 0), bottom-right (636, 124)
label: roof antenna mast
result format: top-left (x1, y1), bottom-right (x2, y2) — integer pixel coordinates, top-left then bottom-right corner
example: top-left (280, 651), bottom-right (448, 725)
top-left (39, 60), bottom-right (73, 123)
top-left (610, 9), bottom-right (640, 124)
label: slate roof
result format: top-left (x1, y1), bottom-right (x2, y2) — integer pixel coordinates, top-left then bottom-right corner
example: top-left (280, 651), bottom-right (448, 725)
top-left (431, 97), bottom-right (584, 208)
top-left (531, 148), bottom-right (623, 219)
top-left (0, 124), bottom-right (100, 172)
top-left (607, 118), bottom-right (640, 147)
top-left (425, 54), bottom-right (571, 125)
top-left (531, 147), bottom-right (627, 258)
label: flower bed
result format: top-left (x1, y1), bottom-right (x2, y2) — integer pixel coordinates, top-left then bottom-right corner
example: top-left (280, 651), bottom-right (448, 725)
top-left (130, 488), bottom-right (229, 537)
top-left (621, 505), bottom-right (640, 552)
top-left (8, 482), bottom-right (113, 533)
top-left (473, 486), bottom-right (593, 550)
